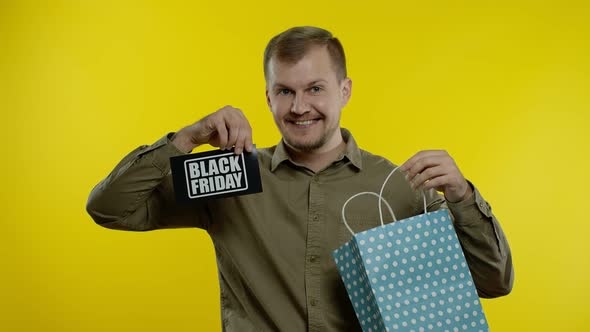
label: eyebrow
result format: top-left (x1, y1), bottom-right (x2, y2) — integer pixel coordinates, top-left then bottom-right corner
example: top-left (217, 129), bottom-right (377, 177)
top-left (273, 80), bottom-right (328, 90)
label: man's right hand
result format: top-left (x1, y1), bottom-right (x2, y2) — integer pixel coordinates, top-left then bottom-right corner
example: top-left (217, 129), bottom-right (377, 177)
top-left (171, 105), bottom-right (253, 154)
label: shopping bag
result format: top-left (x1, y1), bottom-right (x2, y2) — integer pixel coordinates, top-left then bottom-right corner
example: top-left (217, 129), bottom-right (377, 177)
top-left (332, 167), bottom-right (489, 332)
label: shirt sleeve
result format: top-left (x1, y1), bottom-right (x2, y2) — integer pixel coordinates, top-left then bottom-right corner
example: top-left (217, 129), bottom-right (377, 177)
top-left (86, 133), bottom-right (212, 231)
top-left (443, 180), bottom-right (514, 298)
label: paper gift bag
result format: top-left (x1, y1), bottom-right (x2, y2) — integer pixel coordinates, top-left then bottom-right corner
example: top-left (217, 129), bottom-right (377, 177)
top-left (332, 167), bottom-right (489, 332)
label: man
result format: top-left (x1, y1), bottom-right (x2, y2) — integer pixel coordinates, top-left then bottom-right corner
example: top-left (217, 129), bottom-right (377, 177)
top-left (87, 26), bottom-right (513, 331)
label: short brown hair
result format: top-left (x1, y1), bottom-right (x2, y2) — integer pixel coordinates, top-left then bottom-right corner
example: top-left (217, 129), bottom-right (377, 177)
top-left (263, 26), bottom-right (347, 82)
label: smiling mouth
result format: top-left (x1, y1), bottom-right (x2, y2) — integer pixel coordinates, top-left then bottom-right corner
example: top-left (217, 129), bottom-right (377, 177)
top-left (288, 119), bottom-right (320, 126)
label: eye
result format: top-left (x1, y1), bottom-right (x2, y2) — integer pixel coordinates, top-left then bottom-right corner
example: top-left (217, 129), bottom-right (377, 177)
top-left (278, 89), bottom-right (291, 96)
top-left (310, 86), bottom-right (322, 94)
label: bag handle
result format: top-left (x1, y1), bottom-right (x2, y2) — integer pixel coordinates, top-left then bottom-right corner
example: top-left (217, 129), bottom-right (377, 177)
top-left (378, 166), bottom-right (427, 226)
top-left (340, 166), bottom-right (428, 236)
top-left (341, 192), bottom-right (395, 236)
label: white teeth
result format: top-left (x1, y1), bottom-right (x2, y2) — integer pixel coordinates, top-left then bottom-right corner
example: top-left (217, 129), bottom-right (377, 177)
top-left (294, 120), bottom-right (314, 125)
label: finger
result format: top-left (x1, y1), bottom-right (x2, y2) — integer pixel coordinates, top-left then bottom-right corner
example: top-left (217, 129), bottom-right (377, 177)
top-left (421, 174), bottom-right (449, 191)
top-left (198, 117), bottom-right (217, 140)
top-left (239, 122), bottom-right (254, 154)
top-left (234, 127), bottom-right (247, 155)
top-left (226, 124), bottom-right (240, 151)
top-left (236, 110), bottom-right (253, 153)
top-left (213, 119), bottom-right (229, 150)
top-left (244, 128), bottom-right (253, 153)
top-left (410, 165), bottom-right (446, 190)
top-left (400, 150), bottom-right (447, 173)
top-left (406, 155), bottom-right (447, 183)
top-left (226, 107), bottom-right (247, 150)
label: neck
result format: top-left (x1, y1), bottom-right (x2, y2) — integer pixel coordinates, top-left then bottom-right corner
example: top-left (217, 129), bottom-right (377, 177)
top-left (286, 135), bottom-right (347, 173)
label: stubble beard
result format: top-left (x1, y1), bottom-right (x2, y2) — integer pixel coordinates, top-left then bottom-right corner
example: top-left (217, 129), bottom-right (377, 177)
top-left (283, 125), bottom-right (339, 152)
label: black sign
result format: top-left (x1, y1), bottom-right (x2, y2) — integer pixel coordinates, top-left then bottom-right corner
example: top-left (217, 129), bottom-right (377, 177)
top-left (170, 147), bottom-right (262, 203)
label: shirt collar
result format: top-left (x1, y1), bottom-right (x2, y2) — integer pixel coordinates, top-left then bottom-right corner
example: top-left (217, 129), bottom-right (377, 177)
top-left (270, 128), bottom-right (363, 172)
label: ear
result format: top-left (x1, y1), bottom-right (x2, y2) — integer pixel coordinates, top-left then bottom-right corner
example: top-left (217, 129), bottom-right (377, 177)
top-left (265, 87), bottom-right (272, 111)
top-left (340, 77), bottom-right (352, 107)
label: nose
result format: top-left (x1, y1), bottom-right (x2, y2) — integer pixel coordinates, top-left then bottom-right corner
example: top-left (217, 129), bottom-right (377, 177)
top-left (290, 93), bottom-right (310, 115)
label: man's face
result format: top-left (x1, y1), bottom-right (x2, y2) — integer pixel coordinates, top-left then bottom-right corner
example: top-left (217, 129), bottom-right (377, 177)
top-left (266, 45), bottom-right (352, 153)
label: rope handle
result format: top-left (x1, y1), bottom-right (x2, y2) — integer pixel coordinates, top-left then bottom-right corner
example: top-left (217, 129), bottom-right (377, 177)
top-left (340, 166), bottom-right (428, 236)
top-left (378, 166), bottom-right (427, 226)
top-left (341, 192), bottom-right (395, 236)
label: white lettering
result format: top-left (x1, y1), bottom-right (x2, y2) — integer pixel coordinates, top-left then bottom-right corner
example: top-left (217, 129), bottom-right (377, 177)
top-left (229, 155), bottom-right (241, 172)
top-left (199, 161), bottom-right (209, 177)
top-left (232, 172), bottom-right (242, 187)
top-left (187, 155), bottom-right (248, 196)
top-left (208, 159), bottom-right (219, 175)
top-left (225, 173), bottom-right (236, 189)
top-left (214, 175), bottom-right (226, 190)
top-left (190, 179), bottom-right (199, 195)
top-left (219, 157), bottom-right (229, 173)
top-left (208, 177), bottom-right (215, 192)
top-left (198, 178), bottom-right (209, 193)
top-left (188, 163), bottom-right (200, 177)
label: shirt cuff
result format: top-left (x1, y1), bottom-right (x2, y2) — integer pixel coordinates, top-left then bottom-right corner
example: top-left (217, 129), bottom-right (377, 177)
top-left (446, 180), bottom-right (493, 225)
top-left (136, 132), bottom-right (189, 174)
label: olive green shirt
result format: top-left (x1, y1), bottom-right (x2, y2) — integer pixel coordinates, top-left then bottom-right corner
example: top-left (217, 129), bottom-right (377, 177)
top-left (86, 129), bottom-right (513, 332)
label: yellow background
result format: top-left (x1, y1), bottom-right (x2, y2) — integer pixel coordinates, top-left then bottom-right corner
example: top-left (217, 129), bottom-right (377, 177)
top-left (1, 0), bottom-right (588, 331)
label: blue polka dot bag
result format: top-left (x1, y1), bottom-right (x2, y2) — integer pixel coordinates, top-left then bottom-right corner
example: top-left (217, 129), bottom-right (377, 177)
top-left (333, 167), bottom-right (489, 332)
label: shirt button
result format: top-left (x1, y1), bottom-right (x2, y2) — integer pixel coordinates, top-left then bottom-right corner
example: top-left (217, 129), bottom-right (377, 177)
top-left (310, 298), bottom-right (317, 306)
top-left (309, 255), bottom-right (318, 263)
top-left (313, 215), bottom-right (319, 221)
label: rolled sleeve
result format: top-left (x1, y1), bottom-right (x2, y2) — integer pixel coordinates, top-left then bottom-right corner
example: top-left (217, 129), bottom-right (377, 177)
top-left (86, 133), bottom-right (210, 231)
top-left (445, 181), bottom-right (514, 298)
top-left (137, 132), bottom-right (188, 173)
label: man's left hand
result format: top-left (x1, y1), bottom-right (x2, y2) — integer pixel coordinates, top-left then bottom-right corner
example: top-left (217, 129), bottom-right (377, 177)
top-left (400, 150), bottom-right (472, 203)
